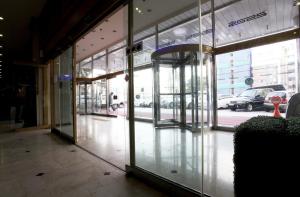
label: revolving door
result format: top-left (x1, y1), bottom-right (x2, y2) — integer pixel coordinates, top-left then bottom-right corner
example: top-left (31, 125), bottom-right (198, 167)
top-left (152, 44), bottom-right (212, 130)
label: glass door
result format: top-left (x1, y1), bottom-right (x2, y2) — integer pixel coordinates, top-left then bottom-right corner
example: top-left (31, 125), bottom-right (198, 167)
top-left (130, 0), bottom-right (213, 195)
top-left (152, 45), bottom-right (211, 130)
top-left (76, 82), bottom-right (93, 115)
top-left (77, 84), bottom-right (85, 114)
top-left (107, 74), bottom-right (128, 117)
top-left (93, 79), bottom-right (108, 114)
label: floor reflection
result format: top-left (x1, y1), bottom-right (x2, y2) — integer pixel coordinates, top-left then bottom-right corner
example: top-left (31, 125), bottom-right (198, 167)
top-left (77, 115), bottom-right (234, 197)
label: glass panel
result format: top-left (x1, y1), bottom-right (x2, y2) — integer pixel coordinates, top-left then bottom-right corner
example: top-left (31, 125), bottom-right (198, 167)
top-left (80, 58), bottom-right (93, 78)
top-left (108, 48), bottom-right (126, 73)
top-left (53, 47), bottom-right (74, 138)
top-left (217, 39), bottom-right (299, 127)
top-left (92, 79), bottom-right (107, 114)
top-left (75, 6), bottom-right (129, 171)
top-left (108, 40), bottom-right (126, 52)
top-left (86, 84), bottom-right (93, 114)
top-left (59, 47), bottom-right (74, 137)
top-left (107, 75), bottom-right (128, 117)
top-left (133, 36), bottom-right (155, 67)
top-left (93, 53), bottom-right (106, 77)
top-left (134, 69), bottom-right (153, 119)
top-left (53, 57), bottom-right (61, 130)
top-left (76, 63), bottom-right (80, 77)
top-left (93, 50), bottom-right (106, 59)
top-left (131, 0), bottom-right (212, 194)
top-left (215, 0), bottom-right (299, 46)
top-left (77, 84), bottom-right (86, 114)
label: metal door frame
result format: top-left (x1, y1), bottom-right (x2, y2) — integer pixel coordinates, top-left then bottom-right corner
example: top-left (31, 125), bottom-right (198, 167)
top-left (152, 44), bottom-right (212, 130)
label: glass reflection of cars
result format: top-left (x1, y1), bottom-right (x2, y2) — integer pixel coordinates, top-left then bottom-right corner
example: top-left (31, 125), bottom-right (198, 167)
top-left (217, 94), bottom-right (235, 109)
top-left (228, 88), bottom-right (273, 111)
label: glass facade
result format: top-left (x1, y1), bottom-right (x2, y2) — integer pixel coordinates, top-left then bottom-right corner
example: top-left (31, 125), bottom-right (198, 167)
top-left (93, 51), bottom-right (106, 77)
top-left (53, 47), bottom-right (74, 138)
top-left (131, 0), bottom-right (213, 195)
top-left (217, 39), bottom-right (299, 127)
top-left (50, 0), bottom-right (299, 196)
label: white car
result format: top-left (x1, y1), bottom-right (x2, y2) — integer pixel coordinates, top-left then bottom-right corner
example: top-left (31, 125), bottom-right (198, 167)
top-left (218, 95), bottom-right (235, 109)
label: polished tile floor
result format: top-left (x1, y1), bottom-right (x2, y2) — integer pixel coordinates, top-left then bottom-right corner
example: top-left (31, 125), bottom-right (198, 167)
top-left (77, 115), bottom-right (234, 197)
top-left (0, 128), bottom-right (165, 197)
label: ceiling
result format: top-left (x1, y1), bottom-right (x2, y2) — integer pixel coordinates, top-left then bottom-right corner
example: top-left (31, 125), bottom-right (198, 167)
top-left (75, 0), bottom-right (201, 62)
top-left (76, 0), bottom-right (299, 63)
top-left (0, 0), bottom-right (47, 64)
top-left (76, 6), bottom-right (128, 62)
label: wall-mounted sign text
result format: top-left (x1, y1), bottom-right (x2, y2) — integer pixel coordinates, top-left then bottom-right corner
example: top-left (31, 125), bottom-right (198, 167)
top-left (228, 11), bottom-right (267, 27)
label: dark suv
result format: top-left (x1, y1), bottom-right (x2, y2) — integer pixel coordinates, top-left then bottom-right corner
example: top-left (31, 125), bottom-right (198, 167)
top-left (228, 88), bottom-right (273, 111)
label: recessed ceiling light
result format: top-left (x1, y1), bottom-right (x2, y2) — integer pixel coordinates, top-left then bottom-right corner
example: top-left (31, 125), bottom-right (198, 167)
top-left (0, 54), bottom-right (2, 56)
top-left (0, 17), bottom-right (3, 20)
top-left (0, 45), bottom-right (2, 48)
top-left (0, 34), bottom-right (3, 37)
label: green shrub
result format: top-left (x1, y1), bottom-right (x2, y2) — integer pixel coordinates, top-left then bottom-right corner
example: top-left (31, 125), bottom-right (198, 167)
top-left (235, 116), bottom-right (286, 134)
top-left (286, 117), bottom-right (300, 135)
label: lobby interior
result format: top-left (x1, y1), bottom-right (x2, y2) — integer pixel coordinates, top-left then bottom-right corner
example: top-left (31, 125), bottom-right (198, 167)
top-left (0, 0), bottom-right (299, 197)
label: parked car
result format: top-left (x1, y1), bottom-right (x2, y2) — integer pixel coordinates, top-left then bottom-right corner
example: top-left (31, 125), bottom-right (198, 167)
top-left (264, 91), bottom-right (289, 112)
top-left (228, 88), bottom-right (273, 111)
top-left (135, 95), bottom-right (153, 108)
top-left (218, 95), bottom-right (235, 109)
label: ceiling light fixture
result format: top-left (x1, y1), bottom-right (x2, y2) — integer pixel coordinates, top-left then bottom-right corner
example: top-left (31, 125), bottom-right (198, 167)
top-left (0, 17), bottom-right (3, 20)
top-left (0, 34), bottom-right (3, 37)
top-left (136, 7), bottom-right (143, 14)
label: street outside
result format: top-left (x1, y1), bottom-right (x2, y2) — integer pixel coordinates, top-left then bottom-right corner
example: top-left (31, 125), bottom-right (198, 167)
top-left (134, 107), bottom-right (285, 127)
top-left (91, 105), bottom-right (285, 127)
